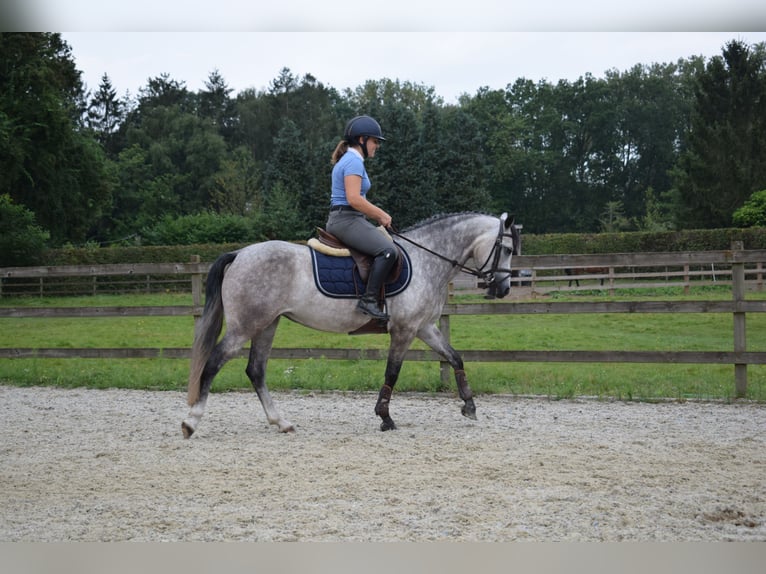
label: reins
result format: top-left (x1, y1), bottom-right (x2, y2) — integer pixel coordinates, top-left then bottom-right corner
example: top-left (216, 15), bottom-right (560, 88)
top-left (387, 216), bottom-right (514, 283)
top-left (387, 227), bottom-right (482, 278)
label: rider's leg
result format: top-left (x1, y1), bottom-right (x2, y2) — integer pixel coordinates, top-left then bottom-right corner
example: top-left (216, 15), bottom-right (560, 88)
top-left (357, 246), bottom-right (397, 320)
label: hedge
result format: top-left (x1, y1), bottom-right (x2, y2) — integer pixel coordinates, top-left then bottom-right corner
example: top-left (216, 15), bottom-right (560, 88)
top-left (18, 227), bottom-right (766, 267)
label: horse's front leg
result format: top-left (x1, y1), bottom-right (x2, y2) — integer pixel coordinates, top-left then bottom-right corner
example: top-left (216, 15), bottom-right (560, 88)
top-left (375, 331), bottom-right (416, 431)
top-left (375, 360), bottom-right (401, 431)
top-left (417, 323), bottom-right (477, 420)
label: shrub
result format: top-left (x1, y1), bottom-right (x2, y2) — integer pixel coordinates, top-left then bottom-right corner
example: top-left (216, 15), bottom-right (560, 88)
top-left (0, 194), bottom-right (50, 266)
top-left (733, 190), bottom-right (766, 228)
top-left (140, 211), bottom-right (265, 246)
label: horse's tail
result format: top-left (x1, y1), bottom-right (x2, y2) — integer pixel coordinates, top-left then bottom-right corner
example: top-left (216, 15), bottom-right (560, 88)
top-left (187, 251), bottom-right (238, 406)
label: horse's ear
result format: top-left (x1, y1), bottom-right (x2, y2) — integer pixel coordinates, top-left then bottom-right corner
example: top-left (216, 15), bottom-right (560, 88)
top-left (500, 212), bottom-right (508, 224)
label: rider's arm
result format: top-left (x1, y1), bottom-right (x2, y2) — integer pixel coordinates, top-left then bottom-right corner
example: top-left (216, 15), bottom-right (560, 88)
top-left (344, 175), bottom-right (392, 228)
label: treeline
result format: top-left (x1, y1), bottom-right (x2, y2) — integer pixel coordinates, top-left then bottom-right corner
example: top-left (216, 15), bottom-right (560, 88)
top-left (2, 33), bottom-right (766, 266)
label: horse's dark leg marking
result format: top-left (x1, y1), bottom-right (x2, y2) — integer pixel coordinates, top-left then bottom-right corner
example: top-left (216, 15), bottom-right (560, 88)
top-left (454, 368), bottom-right (476, 420)
top-left (375, 359), bottom-right (403, 431)
top-left (416, 323), bottom-right (476, 420)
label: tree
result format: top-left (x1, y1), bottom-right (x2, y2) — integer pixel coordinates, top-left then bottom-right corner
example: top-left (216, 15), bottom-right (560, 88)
top-left (86, 73), bottom-right (125, 157)
top-left (105, 144), bottom-right (179, 238)
top-left (490, 78), bottom-right (586, 233)
top-left (197, 69), bottom-right (237, 141)
top-left (605, 63), bottom-right (689, 225)
top-left (261, 181), bottom-right (308, 240)
top-left (0, 33), bottom-right (113, 245)
top-left (672, 39), bottom-right (766, 229)
top-left (210, 145), bottom-right (262, 216)
top-left (372, 103), bottom-right (423, 227)
top-left (599, 200), bottom-right (631, 232)
top-left (636, 187), bottom-right (675, 231)
top-left (262, 119), bottom-right (317, 239)
top-left (136, 73), bottom-right (192, 110)
top-left (119, 75), bottom-right (228, 218)
top-left (432, 106), bottom-right (491, 215)
top-left (464, 86), bottom-right (530, 223)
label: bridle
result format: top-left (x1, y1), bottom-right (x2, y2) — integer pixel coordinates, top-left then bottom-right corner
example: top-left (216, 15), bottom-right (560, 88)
top-left (388, 213), bottom-right (516, 299)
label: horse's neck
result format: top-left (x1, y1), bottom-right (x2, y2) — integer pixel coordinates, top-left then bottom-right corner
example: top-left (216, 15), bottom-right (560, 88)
top-left (409, 217), bottom-right (487, 263)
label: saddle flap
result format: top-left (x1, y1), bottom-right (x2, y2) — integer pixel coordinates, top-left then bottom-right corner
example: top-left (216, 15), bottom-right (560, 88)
top-left (312, 228), bottom-right (405, 285)
top-left (314, 228), bottom-right (369, 280)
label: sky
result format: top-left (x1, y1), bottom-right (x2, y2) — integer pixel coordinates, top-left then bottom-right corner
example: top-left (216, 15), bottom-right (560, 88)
top-left (3, 1), bottom-right (766, 104)
top-left (61, 32), bottom-right (766, 104)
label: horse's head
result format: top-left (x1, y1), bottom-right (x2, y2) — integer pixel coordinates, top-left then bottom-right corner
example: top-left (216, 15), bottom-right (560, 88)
top-left (476, 212), bottom-right (517, 300)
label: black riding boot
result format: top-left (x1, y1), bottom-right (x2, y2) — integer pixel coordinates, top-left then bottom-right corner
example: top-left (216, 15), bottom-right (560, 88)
top-left (357, 249), bottom-right (397, 320)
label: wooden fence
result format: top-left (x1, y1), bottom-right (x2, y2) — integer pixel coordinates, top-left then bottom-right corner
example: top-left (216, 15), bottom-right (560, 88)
top-left (2, 247), bottom-right (766, 397)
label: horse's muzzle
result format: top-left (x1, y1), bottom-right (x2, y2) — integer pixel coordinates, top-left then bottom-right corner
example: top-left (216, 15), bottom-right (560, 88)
top-left (484, 277), bottom-right (511, 299)
top-left (484, 286), bottom-right (510, 299)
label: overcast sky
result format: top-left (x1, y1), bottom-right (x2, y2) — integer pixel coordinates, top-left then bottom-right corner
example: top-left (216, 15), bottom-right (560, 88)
top-left (61, 31), bottom-right (766, 104)
top-left (5, 1), bottom-right (766, 104)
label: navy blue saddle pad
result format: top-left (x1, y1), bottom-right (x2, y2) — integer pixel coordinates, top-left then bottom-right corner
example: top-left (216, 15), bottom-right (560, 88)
top-left (310, 243), bottom-right (412, 298)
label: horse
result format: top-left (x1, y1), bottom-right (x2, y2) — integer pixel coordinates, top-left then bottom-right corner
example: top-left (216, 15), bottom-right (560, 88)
top-left (182, 212), bottom-right (518, 436)
top-left (565, 267), bottom-right (607, 287)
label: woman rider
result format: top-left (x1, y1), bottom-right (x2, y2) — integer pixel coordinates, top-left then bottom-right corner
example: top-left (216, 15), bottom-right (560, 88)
top-left (326, 115), bottom-right (398, 321)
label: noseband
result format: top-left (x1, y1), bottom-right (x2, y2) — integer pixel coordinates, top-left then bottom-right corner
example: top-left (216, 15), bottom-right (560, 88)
top-left (388, 215), bottom-right (515, 299)
top-left (477, 216), bottom-right (516, 299)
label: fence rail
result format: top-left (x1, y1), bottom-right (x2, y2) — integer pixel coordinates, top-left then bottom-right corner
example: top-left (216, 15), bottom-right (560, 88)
top-left (2, 247), bottom-right (766, 397)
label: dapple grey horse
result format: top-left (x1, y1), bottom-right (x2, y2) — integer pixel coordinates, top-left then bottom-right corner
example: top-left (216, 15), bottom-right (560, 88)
top-left (183, 212), bottom-right (517, 436)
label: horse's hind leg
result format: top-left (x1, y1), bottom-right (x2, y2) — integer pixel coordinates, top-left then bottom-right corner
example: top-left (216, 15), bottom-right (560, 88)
top-left (246, 317), bottom-right (294, 433)
top-left (417, 323), bottom-right (477, 420)
top-left (182, 334), bottom-right (246, 437)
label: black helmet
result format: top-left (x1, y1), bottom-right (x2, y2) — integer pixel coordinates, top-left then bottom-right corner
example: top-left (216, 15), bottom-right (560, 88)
top-left (344, 115), bottom-right (385, 142)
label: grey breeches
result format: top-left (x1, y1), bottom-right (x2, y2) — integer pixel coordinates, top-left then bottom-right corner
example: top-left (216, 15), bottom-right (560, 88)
top-left (326, 210), bottom-right (397, 258)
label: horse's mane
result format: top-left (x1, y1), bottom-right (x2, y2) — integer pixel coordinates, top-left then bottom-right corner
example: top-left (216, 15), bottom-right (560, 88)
top-left (402, 211), bottom-right (491, 233)
top-left (403, 211), bottom-right (520, 254)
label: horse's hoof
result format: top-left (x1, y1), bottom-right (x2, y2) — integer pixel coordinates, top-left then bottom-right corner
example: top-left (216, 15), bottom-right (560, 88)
top-left (461, 405), bottom-right (477, 420)
top-left (181, 421), bottom-right (195, 438)
top-left (379, 416), bottom-right (397, 431)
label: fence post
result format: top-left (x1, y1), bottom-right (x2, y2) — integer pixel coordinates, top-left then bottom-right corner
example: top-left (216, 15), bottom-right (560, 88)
top-left (439, 283), bottom-right (453, 389)
top-left (190, 255), bottom-right (202, 324)
top-left (731, 241), bottom-right (747, 398)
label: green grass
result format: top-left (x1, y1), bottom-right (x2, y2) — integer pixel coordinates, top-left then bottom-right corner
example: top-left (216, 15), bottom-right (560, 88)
top-left (1, 287), bottom-right (765, 401)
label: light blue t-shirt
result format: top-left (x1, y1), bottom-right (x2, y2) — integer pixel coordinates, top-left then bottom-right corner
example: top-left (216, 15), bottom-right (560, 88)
top-left (330, 149), bottom-right (371, 206)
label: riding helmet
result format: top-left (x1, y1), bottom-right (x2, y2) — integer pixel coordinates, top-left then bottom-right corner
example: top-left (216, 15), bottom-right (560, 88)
top-left (344, 115), bottom-right (386, 143)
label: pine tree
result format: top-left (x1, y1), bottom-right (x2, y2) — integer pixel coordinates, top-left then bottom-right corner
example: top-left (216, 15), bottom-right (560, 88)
top-left (87, 73), bottom-right (125, 157)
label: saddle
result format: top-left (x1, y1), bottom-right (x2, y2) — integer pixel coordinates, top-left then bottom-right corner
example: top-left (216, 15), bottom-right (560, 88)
top-left (308, 227), bottom-right (405, 285)
top-left (308, 228), bottom-right (409, 335)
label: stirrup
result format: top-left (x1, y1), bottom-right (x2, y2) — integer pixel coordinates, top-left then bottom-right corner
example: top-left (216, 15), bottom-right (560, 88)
top-left (357, 296), bottom-right (389, 320)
